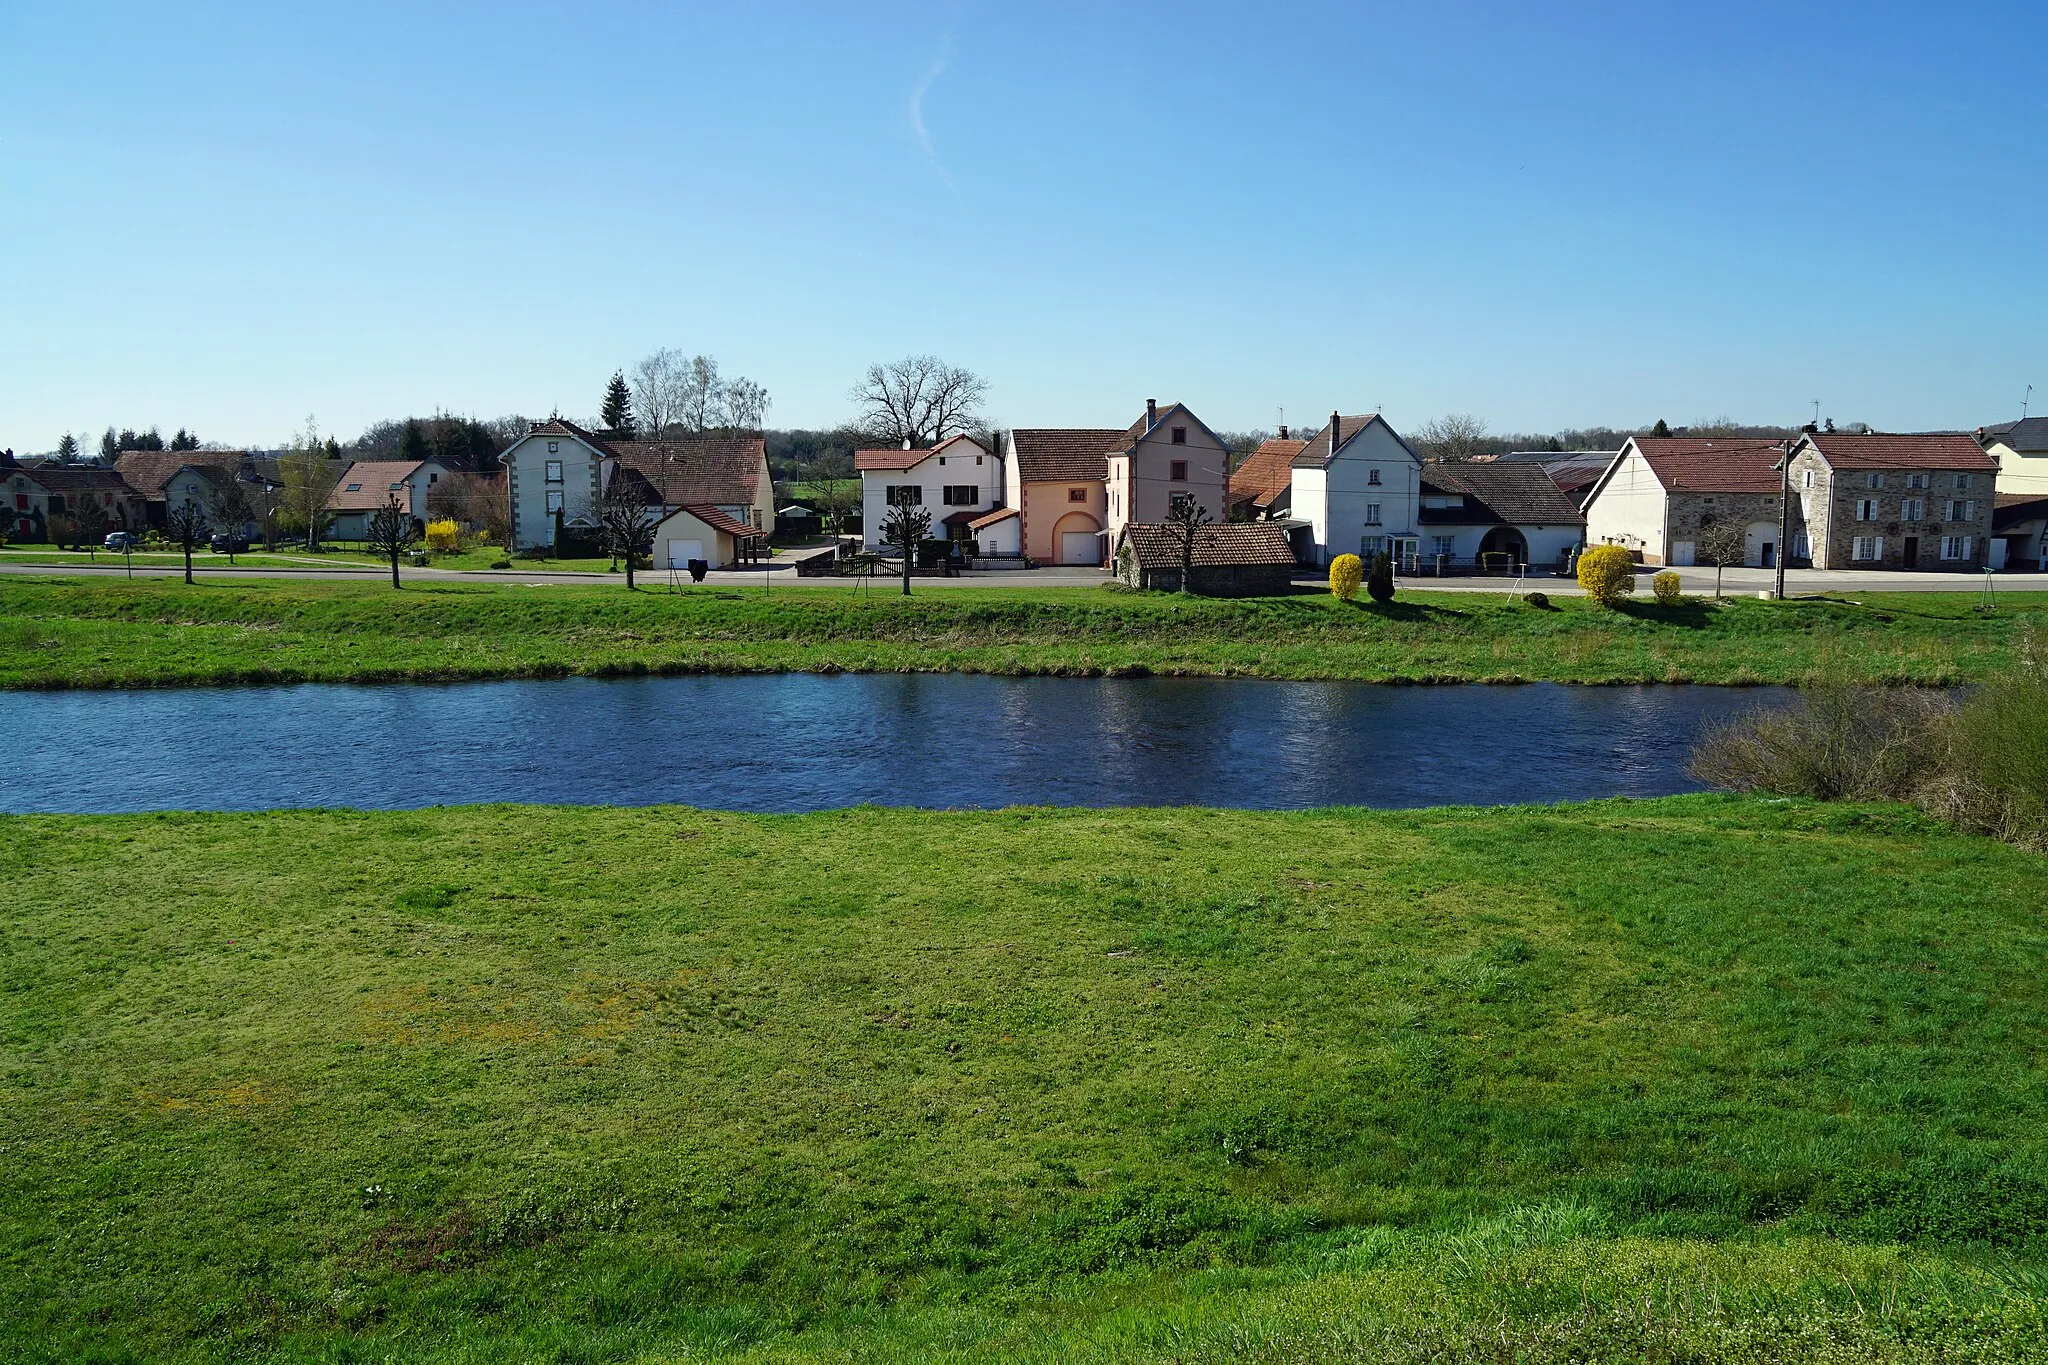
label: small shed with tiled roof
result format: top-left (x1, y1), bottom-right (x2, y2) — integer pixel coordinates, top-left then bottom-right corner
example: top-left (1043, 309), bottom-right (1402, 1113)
top-left (1113, 521), bottom-right (1298, 596)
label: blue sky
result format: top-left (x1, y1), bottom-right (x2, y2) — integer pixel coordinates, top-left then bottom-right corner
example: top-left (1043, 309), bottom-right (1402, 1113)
top-left (2, 1), bottom-right (2043, 452)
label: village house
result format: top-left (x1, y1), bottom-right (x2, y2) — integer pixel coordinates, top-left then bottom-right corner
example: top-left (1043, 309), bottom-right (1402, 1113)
top-left (497, 419), bottom-right (771, 568)
top-left (1287, 412), bottom-right (1426, 568)
top-left (1994, 495), bottom-right (2048, 572)
top-left (1583, 437), bottom-right (1796, 567)
top-left (324, 459), bottom-right (452, 540)
top-left (1786, 431), bottom-right (1997, 570)
top-left (1980, 417), bottom-right (2048, 494)
top-left (1225, 427), bottom-right (1307, 520)
top-left (1413, 462), bottom-right (1585, 573)
top-left (112, 449), bottom-right (270, 530)
top-left (1, 451), bottom-right (146, 542)
top-left (855, 434), bottom-right (1009, 555)
top-left (1007, 402), bottom-right (1230, 567)
top-left (1113, 521), bottom-right (1298, 595)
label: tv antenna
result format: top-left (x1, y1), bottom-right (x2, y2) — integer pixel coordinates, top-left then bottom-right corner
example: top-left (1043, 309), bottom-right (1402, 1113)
top-left (2025, 384), bottom-right (2034, 419)
top-left (1811, 399), bottom-right (1821, 425)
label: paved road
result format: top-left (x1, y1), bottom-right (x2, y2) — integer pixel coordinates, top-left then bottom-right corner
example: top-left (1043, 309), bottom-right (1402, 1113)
top-left (1, 556), bottom-right (2041, 595)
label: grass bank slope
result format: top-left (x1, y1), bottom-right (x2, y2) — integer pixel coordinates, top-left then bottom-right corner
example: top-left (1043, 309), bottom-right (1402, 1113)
top-left (6, 796), bottom-right (2048, 1360)
top-left (2, 577), bottom-right (2039, 688)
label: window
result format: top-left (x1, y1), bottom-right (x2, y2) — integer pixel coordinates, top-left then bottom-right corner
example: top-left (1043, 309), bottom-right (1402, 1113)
top-left (1866, 472), bottom-right (1884, 489)
top-left (885, 485), bottom-right (924, 505)
top-left (938, 456), bottom-right (946, 465)
top-left (547, 440), bottom-right (559, 453)
top-left (1169, 460), bottom-right (1187, 481)
top-left (1363, 502), bottom-right (1382, 526)
top-left (1067, 487), bottom-right (1087, 503)
top-left (1907, 473), bottom-right (1928, 490)
top-left (1169, 492), bottom-right (1197, 517)
top-left (1367, 468), bottom-right (1383, 486)
top-left (1171, 426), bottom-right (1187, 446)
top-left (1855, 498), bottom-right (1878, 521)
top-left (1946, 499), bottom-right (1976, 521)
top-left (544, 460), bottom-right (563, 483)
top-left (1942, 534), bottom-right (1973, 561)
top-left (428, 471), bottom-right (439, 485)
top-left (545, 490), bottom-right (564, 514)
top-left (941, 485), bottom-right (978, 505)
top-left (1360, 535), bottom-right (1387, 558)
top-left (1793, 532), bottom-right (1811, 559)
top-left (1432, 535), bottom-right (1456, 556)
top-left (1902, 498), bottom-right (1924, 521)
top-left (1954, 474), bottom-right (1972, 490)
top-left (345, 482), bottom-right (362, 492)
top-left (1852, 535), bottom-right (1883, 561)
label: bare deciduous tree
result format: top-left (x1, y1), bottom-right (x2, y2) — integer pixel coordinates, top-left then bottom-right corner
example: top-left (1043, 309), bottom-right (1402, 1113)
top-left (882, 486), bottom-right (931, 596)
top-left (279, 416), bottom-right (340, 551)
top-left (850, 355), bottom-right (988, 448)
top-left (631, 348), bottom-right (688, 438)
top-left (595, 482), bottom-right (659, 590)
top-left (164, 500), bottom-right (209, 585)
top-left (1697, 518), bottom-right (1749, 598)
top-left (1164, 492), bottom-right (1212, 594)
top-left (206, 477), bottom-right (256, 565)
top-left (722, 376), bottom-right (770, 432)
top-left (364, 492), bottom-right (419, 589)
top-left (70, 492), bottom-right (108, 558)
top-left (1414, 413), bottom-right (1490, 461)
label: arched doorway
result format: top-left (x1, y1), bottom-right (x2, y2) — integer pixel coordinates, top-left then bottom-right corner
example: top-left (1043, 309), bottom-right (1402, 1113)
top-left (1477, 527), bottom-right (1527, 571)
top-left (1743, 521), bottom-right (1778, 568)
top-left (1051, 511), bottom-right (1103, 565)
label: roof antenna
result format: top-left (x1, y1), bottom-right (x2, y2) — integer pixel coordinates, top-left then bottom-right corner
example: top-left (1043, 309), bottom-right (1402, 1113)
top-left (1811, 399), bottom-right (1821, 426)
top-left (2024, 383), bottom-right (2034, 419)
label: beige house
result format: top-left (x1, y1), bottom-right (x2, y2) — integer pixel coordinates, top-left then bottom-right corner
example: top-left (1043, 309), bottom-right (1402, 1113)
top-left (1008, 401), bottom-right (1230, 566)
top-left (498, 419), bottom-right (771, 557)
top-left (1981, 418), bottom-right (2048, 495)
top-left (325, 459), bottom-right (451, 540)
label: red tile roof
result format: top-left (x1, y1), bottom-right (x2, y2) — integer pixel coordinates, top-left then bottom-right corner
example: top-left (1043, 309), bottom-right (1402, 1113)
top-left (612, 435), bottom-right (767, 507)
top-left (1119, 521), bottom-right (1298, 568)
top-left (853, 435), bottom-right (983, 472)
top-left (1230, 439), bottom-right (1307, 508)
top-left (327, 461), bottom-right (429, 512)
top-left (674, 504), bottom-right (763, 538)
top-left (969, 506), bottom-right (1018, 529)
top-left (1011, 428), bottom-right (1124, 484)
top-left (1808, 432), bottom-right (1996, 472)
top-left (112, 449), bottom-right (248, 498)
top-left (524, 417), bottom-right (617, 457)
top-left (1632, 439), bottom-right (1787, 494)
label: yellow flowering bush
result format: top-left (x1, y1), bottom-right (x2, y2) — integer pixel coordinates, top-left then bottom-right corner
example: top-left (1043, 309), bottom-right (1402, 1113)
top-left (425, 519), bottom-right (460, 553)
top-left (1329, 553), bottom-right (1364, 601)
top-left (1652, 570), bottom-right (1682, 605)
top-left (1576, 544), bottom-right (1636, 606)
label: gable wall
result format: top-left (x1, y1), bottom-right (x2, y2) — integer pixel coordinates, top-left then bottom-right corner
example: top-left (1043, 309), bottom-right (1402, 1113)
top-left (1583, 445), bottom-right (1671, 562)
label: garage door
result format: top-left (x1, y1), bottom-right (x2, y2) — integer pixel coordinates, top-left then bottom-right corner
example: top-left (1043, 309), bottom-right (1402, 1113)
top-left (1060, 531), bottom-right (1100, 565)
top-left (1670, 541), bottom-right (1696, 567)
top-left (665, 538), bottom-right (705, 568)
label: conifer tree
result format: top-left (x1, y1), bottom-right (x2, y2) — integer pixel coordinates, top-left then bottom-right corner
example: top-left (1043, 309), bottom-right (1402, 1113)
top-left (602, 371), bottom-right (636, 436)
top-left (56, 433), bottom-right (79, 462)
top-left (99, 428), bottom-right (118, 462)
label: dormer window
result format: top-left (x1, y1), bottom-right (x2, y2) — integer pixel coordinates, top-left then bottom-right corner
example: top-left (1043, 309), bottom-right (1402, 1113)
top-left (1171, 426), bottom-right (1187, 446)
top-left (1368, 469), bottom-right (1381, 486)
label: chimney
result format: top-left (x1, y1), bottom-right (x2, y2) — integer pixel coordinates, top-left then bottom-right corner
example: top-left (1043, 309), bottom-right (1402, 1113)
top-left (1145, 398), bottom-right (1157, 431)
top-left (1329, 410), bottom-right (1341, 454)
top-left (1278, 423), bottom-right (1289, 440)
top-left (1801, 422), bottom-right (1818, 436)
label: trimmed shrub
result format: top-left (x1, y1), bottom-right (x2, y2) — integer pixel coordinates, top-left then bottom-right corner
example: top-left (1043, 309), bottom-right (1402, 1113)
top-left (424, 518), bottom-right (460, 553)
top-left (1652, 570), bottom-right (1682, 605)
top-left (1577, 544), bottom-right (1636, 606)
top-left (1328, 553), bottom-right (1363, 601)
top-left (1366, 551), bottom-right (1395, 603)
top-left (1524, 590), bottom-right (1550, 609)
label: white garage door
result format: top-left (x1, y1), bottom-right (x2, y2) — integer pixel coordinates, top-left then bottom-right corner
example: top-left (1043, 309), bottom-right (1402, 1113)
top-left (665, 538), bottom-right (706, 568)
top-left (1060, 531), bottom-right (1099, 565)
top-left (1670, 541), bottom-right (1696, 567)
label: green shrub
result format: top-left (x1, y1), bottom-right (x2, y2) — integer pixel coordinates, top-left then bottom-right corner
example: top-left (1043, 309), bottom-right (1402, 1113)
top-left (1652, 570), bottom-right (1682, 605)
top-left (1524, 590), bottom-right (1550, 609)
top-left (1366, 550), bottom-right (1394, 603)
top-left (1922, 627), bottom-right (2048, 849)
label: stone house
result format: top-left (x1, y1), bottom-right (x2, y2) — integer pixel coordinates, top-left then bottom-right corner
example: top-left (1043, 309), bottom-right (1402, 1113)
top-left (1787, 432), bottom-right (1997, 570)
top-left (1583, 437), bottom-right (1797, 567)
top-left (1113, 521), bottom-right (1297, 595)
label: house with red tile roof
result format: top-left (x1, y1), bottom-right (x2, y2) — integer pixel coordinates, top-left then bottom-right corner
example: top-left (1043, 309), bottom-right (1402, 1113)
top-left (325, 458), bottom-right (450, 539)
top-left (1227, 431), bottom-right (1308, 519)
top-left (1, 452), bottom-right (146, 543)
top-left (1583, 437), bottom-right (1797, 567)
top-left (1007, 400), bottom-right (1230, 566)
top-left (1788, 431), bottom-right (1997, 570)
top-left (854, 434), bottom-right (1007, 555)
top-left (496, 419), bottom-right (771, 566)
top-left (1288, 411), bottom-right (1426, 568)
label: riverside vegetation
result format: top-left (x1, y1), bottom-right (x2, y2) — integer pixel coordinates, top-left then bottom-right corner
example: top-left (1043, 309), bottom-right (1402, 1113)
top-left (3, 576), bottom-right (2043, 688)
top-left (8, 797), bottom-right (2048, 1362)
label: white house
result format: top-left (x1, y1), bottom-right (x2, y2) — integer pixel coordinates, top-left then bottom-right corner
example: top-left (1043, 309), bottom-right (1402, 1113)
top-left (1414, 463), bottom-right (1584, 572)
top-left (325, 459), bottom-right (450, 540)
top-left (498, 419), bottom-right (771, 565)
top-left (855, 435), bottom-right (1004, 553)
top-left (1582, 438), bottom-right (1791, 567)
top-left (1288, 412), bottom-right (1425, 567)
top-left (651, 504), bottom-right (762, 573)
top-left (1982, 417), bottom-right (2048, 495)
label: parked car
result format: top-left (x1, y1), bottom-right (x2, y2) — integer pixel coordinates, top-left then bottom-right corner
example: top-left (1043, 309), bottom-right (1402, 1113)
top-left (103, 531), bottom-right (136, 553)
top-left (209, 532), bottom-right (250, 554)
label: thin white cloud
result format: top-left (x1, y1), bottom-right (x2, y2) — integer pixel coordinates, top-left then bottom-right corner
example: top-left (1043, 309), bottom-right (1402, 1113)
top-left (911, 50), bottom-right (958, 197)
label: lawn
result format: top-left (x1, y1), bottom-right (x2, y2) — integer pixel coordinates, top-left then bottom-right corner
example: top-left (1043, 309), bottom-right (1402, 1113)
top-left (2, 576), bottom-right (2040, 689)
top-left (5, 796), bottom-right (2048, 1361)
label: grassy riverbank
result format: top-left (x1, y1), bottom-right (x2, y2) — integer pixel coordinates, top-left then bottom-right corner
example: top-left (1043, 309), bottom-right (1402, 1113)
top-left (6, 796), bottom-right (2048, 1361)
top-left (3, 576), bottom-right (2040, 688)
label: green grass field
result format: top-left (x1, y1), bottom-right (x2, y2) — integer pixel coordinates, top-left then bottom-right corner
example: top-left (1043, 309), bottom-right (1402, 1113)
top-left (7, 796), bottom-right (2048, 1361)
top-left (3, 576), bottom-right (2039, 689)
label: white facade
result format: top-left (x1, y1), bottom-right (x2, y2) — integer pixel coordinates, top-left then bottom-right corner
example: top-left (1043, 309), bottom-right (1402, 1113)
top-left (503, 431), bottom-right (604, 549)
top-left (859, 436), bottom-right (1001, 551)
top-left (1292, 416), bottom-right (1425, 566)
top-left (1582, 445), bottom-right (1669, 558)
top-left (970, 508), bottom-right (1021, 557)
top-left (1417, 522), bottom-right (1582, 569)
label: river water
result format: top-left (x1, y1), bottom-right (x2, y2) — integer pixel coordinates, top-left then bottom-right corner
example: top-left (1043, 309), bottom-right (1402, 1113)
top-left (1, 674), bottom-right (1787, 814)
